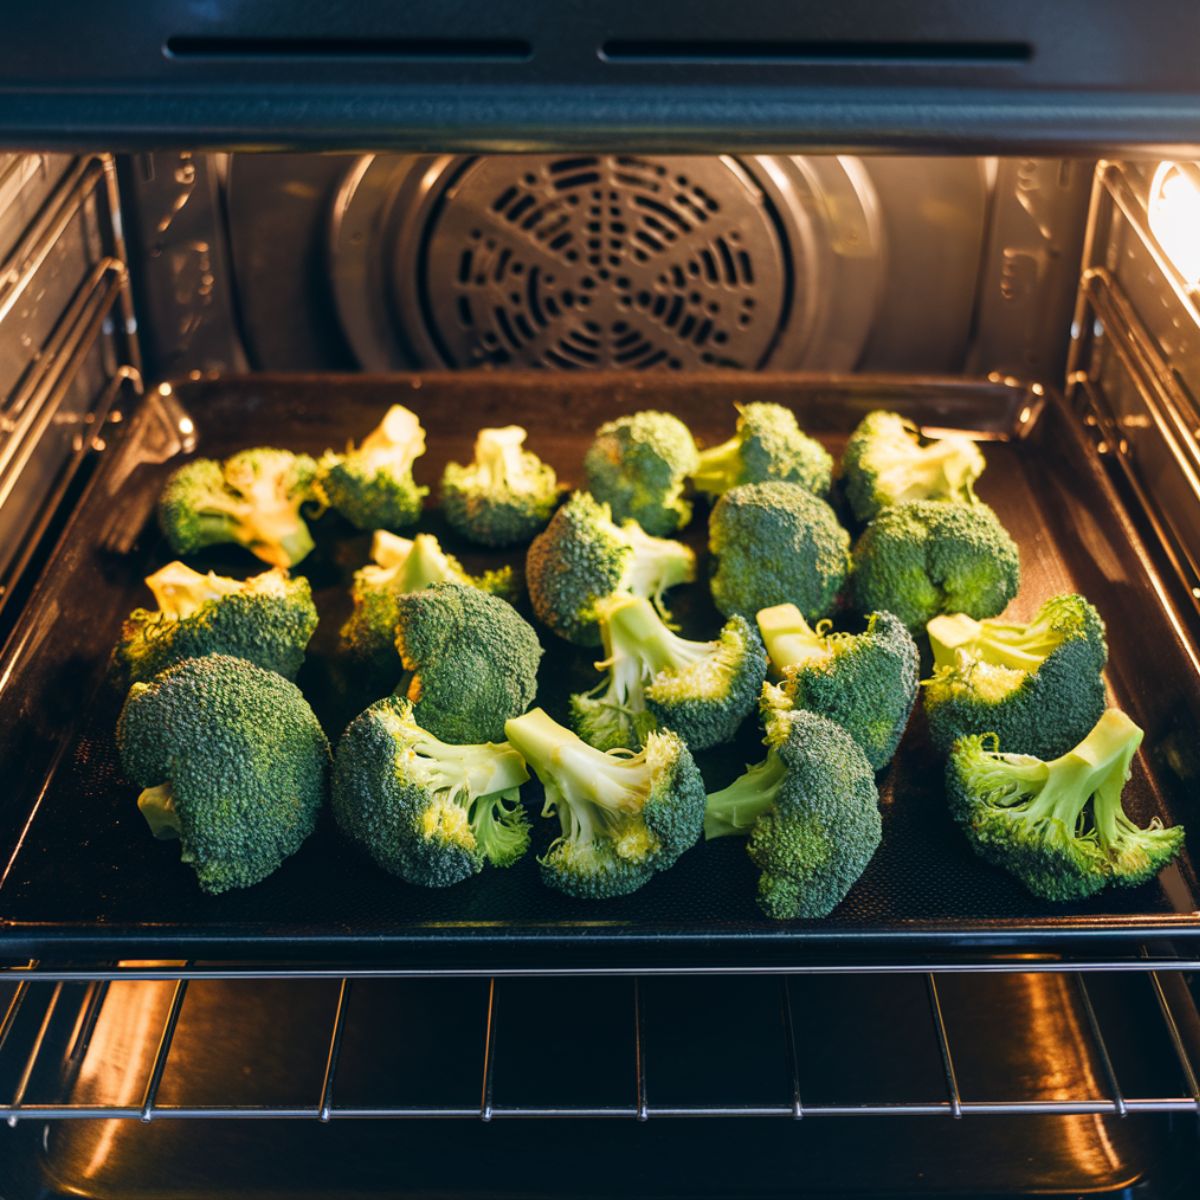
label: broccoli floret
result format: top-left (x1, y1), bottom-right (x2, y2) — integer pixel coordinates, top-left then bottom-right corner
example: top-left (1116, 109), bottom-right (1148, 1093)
top-left (340, 531), bottom-right (516, 680)
top-left (842, 410), bottom-right (986, 523)
top-left (704, 708), bottom-right (882, 920)
top-left (393, 582), bottom-right (543, 744)
top-left (110, 561), bottom-right (318, 688)
top-left (570, 594), bottom-right (767, 752)
top-left (583, 410), bottom-right (699, 536)
top-left (442, 426), bottom-right (560, 547)
top-left (332, 696), bottom-right (531, 887)
top-left (505, 707), bottom-right (705, 899)
top-left (526, 491), bottom-right (697, 646)
top-left (946, 708), bottom-right (1185, 901)
top-left (923, 594), bottom-right (1108, 760)
top-left (116, 654), bottom-right (330, 894)
top-left (709, 481), bottom-right (850, 622)
top-left (158, 448), bottom-right (320, 568)
top-left (758, 604), bottom-right (918, 770)
top-left (693, 402), bottom-right (832, 498)
top-left (850, 500), bottom-right (1019, 631)
top-left (320, 405), bottom-right (429, 530)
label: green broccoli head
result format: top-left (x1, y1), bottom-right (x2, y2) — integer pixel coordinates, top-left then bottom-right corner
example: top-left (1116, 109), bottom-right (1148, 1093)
top-left (923, 593), bottom-right (1108, 760)
top-left (693, 402), bottom-right (832, 498)
top-left (709, 481), bottom-right (850, 622)
top-left (116, 654), bottom-right (330, 894)
top-left (158, 448), bottom-right (320, 568)
top-left (340, 531), bottom-right (516, 681)
top-left (583, 410), bottom-right (699, 536)
top-left (505, 707), bottom-right (706, 899)
top-left (110, 561), bottom-right (318, 688)
top-left (704, 708), bottom-right (882, 920)
top-left (332, 696), bottom-right (531, 888)
top-left (570, 594), bottom-right (767, 753)
top-left (849, 499), bottom-right (1019, 631)
top-left (946, 708), bottom-right (1185, 901)
top-left (526, 491), bottom-right (696, 646)
top-left (393, 582), bottom-right (543, 743)
top-left (320, 405), bottom-right (429, 530)
top-left (842, 410), bottom-right (986, 523)
top-left (442, 426), bottom-right (560, 547)
top-left (758, 604), bottom-right (918, 770)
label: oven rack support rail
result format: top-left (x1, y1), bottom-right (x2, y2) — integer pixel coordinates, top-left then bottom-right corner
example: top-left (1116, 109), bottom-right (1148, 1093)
top-left (0, 966), bottom-right (1198, 1122)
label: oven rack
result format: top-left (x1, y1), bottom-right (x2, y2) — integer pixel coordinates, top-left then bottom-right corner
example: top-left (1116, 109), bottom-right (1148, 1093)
top-left (0, 967), bottom-right (1197, 1122)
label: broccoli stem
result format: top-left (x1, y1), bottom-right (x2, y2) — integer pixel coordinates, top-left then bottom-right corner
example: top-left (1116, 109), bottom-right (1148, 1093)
top-left (358, 405), bottom-right (426, 474)
top-left (601, 594), bottom-right (708, 676)
top-left (756, 604), bottom-right (830, 674)
top-left (928, 610), bottom-right (1063, 673)
top-left (472, 427), bottom-right (528, 490)
top-left (138, 783), bottom-right (182, 840)
top-left (619, 524), bottom-right (696, 614)
top-left (398, 534), bottom-right (457, 592)
top-left (692, 434), bottom-right (744, 495)
top-left (1081, 711), bottom-right (1143, 850)
top-left (144, 562), bottom-right (242, 619)
top-left (876, 436), bottom-right (981, 505)
top-left (703, 753), bottom-right (786, 839)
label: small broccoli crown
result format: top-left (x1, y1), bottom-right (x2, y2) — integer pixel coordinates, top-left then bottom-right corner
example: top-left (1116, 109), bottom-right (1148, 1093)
top-left (332, 696), bottom-right (531, 888)
top-left (693, 403), bottom-right (833, 498)
top-left (923, 594), bottom-right (1108, 759)
top-left (339, 531), bottom-right (516, 677)
top-left (758, 605), bottom-right (918, 770)
top-left (709, 481), bottom-right (850, 622)
top-left (442, 426), bottom-right (560, 547)
top-left (158, 448), bottom-right (319, 568)
top-left (116, 654), bottom-right (329, 894)
top-left (393, 582), bottom-right (543, 744)
top-left (583, 410), bottom-right (699, 536)
top-left (526, 491), bottom-right (696, 646)
top-left (704, 708), bottom-right (881, 920)
top-left (111, 561), bottom-right (318, 687)
top-left (570, 594), bottom-right (767, 752)
top-left (505, 707), bottom-right (705, 899)
top-left (849, 499), bottom-right (1019, 631)
top-left (842, 410), bottom-right (986, 523)
top-left (321, 405), bottom-right (429, 530)
top-left (946, 708), bottom-right (1184, 901)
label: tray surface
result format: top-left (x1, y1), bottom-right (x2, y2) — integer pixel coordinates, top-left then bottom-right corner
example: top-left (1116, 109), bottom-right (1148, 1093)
top-left (0, 373), bottom-right (1197, 964)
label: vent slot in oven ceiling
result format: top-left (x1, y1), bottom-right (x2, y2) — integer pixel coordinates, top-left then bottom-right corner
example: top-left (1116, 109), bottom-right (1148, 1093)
top-left (329, 153), bottom-right (883, 372)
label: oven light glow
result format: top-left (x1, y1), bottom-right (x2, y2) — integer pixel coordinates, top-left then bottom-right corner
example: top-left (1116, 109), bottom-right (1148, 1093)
top-left (1149, 162), bottom-right (1200, 287)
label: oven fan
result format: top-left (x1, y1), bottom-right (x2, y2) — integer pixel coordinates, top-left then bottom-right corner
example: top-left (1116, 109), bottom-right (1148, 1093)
top-left (331, 153), bottom-right (883, 371)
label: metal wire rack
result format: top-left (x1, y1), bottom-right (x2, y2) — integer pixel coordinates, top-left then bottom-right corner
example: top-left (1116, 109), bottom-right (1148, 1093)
top-left (0, 966), bottom-right (1196, 1122)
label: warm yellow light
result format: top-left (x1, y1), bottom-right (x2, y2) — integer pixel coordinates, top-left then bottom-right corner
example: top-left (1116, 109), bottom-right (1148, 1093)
top-left (1149, 161), bottom-right (1200, 286)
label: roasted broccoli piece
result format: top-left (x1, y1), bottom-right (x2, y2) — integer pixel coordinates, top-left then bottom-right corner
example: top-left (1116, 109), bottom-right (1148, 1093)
top-left (116, 654), bottom-right (329, 894)
top-left (709, 481), bottom-right (850, 622)
top-left (526, 491), bottom-right (696, 646)
top-left (704, 708), bottom-right (882, 920)
top-left (320, 405), bottom-right (429, 530)
top-left (340, 531), bottom-right (516, 680)
top-left (850, 500), bottom-right (1019, 631)
top-left (158, 448), bottom-right (320, 568)
top-left (570, 594), bottom-right (767, 752)
top-left (332, 696), bottom-right (531, 887)
top-left (758, 604), bottom-right (918, 770)
top-left (441, 426), bottom-right (560, 547)
top-left (842, 410), bottom-right (986, 523)
top-left (110, 561), bottom-right (317, 688)
top-left (693, 402), bottom-right (832, 498)
top-left (923, 594), bottom-right (1108, 760)
top-left (505, 707), bottom-right (706, 899)
top-left (393, 582), bottom-right (543, 744)
top-left (583, 410), bottom-right (699, 536)
top-left (946, 708), bottom-right (1185, 901)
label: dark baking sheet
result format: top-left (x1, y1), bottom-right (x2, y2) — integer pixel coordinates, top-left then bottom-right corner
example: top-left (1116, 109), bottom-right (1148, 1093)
top-left (0, 372), bottom-right (1197, 966)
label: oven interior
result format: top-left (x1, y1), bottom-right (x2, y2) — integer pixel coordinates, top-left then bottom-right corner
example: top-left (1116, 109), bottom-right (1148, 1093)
top-left (0, 144), bottom-right (1199, 1199)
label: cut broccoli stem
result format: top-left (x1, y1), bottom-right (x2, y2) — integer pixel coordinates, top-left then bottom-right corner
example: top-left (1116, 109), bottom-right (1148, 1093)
top-left (692, 434), bottom-right (745, 495)
top-left (138, 783), bottom-right (182, 840)
top-left (756, 603), bottom-right (833, 674)
top-left (600, 593), bottom-right (708, 676)
top-left (358, 405), bottom-right (426, 475)
top-left (703, 753), bottom-right (787, 839)
top-left (619, 523), bottom-right (696, 615)
top-left (397, 534), bottom-right (461, 593)
top-left (472, 427), bottom-right (529, 489)
top-left (928, 608), bottom-right (1069, 673)
top-left (144, 562), bottom-right (243, 619)
top-left (874, 435), bottom-right (981, 506)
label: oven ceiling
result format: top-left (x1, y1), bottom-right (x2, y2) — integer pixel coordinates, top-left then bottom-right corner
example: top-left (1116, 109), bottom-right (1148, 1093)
top-left (1, 1), bottom-right (1199, 154)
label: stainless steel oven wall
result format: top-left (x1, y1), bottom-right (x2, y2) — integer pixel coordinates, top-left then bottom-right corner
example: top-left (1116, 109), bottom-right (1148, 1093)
top-left (120, 153), bottom-right (1089, 383)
